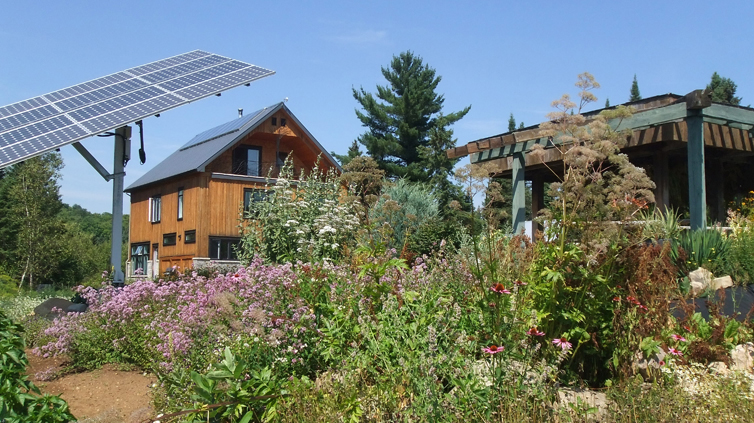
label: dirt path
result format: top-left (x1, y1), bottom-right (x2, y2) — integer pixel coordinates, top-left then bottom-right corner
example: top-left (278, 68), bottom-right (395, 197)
top-left (26, 351), bottom-right (157, 423)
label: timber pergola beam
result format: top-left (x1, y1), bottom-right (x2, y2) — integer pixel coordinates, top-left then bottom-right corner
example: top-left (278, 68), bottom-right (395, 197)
top-left (447, 92), bottom-right (754, 234)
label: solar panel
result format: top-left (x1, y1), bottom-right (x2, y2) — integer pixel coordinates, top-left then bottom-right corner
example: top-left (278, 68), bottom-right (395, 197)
top-left (0, 50), bottom-right (274, 168)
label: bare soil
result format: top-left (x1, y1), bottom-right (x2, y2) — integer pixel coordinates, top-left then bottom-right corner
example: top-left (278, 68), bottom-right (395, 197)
top-left (26, 350), bottom-right (157, 423)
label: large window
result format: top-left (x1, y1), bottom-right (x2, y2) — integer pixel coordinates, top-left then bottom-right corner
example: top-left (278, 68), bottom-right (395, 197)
top-left (177, 188), bottom-right (184, 221)
top-left (209, 237), bottom-right (240, 260)
top-left (149, 196), bottom-right (161, 223)
top-left (130, 243), bottom-right (149, 276)
top-left (232, 146), bottom-right (262, 176)
top-left (243, 188), bottom-right (268, 211)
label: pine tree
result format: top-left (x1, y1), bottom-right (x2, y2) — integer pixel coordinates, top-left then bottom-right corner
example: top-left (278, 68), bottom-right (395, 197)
top-left (629, 74), bottom-right (642, 102)
top-left (353, 51), bottom-right (471, 182)
top-left (332, 140), bottom-right (363, 166)
top-left (518, 122), bottom-right (525, 130)
top-left (508, 113), bottom-right (516, 132)
top-left (707, 72), bottom-right (741, 105)
top-left (605, 98), bottom-right (610, 108)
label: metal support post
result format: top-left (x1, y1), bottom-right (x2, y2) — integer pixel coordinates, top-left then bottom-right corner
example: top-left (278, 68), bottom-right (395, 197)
top-left (111, 126), bottom-right (130, 287)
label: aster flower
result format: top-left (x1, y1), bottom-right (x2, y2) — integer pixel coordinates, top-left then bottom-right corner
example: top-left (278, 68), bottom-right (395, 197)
top-left (490, 283), bottom-right (511, 294)
top-left (668, 347), bottom-right (683, 356)
top-left (526, 327), bottom-right (545, 337)
top-left (482, 345), bottom-right (504, 354)
top-left (552, 337), bottom-right (572, 351)
top-left (671, 334), bottom-right (687, 342)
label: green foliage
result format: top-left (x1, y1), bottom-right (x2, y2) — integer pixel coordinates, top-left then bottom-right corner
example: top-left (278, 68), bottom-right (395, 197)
top-left (368, 179), bottom-right (439, 251)
top-left (729, 226), bottom-right (754, 284)
top-left (353, 50), bottom-right (470, 207)
top-left (707, 72), bottom-right (741, 105)
top-left (238, 160), bottom-right (360, 264)
top-left (629, 74), bottom-right (641, 102)
top-left (670, 228), bottom-right (731, 276)
top-left (332, 140), bottom-right (362, 167)
top-left (0, 309), bottom-right (76, 422)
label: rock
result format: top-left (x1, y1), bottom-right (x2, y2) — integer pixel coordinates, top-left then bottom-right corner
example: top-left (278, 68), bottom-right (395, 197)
top-left (707, 361), bottom-right (729, 376)
top-left (33, 298), bottom-right (73, 320)
top-left (558, 388), bottom-right (612, 420)
top-left (730, 343), bottom-right (754, 373)
top-left (710, 275), bottom-right (733, 291)
top-left (633, 349), bottom-right (666, 383)
top-left (66, 303), bottom-right (88, 313)
top-left (689, 267), bottom-right (713, 296)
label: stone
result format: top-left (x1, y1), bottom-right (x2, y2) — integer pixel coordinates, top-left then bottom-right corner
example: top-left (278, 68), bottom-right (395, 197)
top-left (633, 349), bottom-right (666, 383)
top-left (33, 298), bottom-right (73, 320)
top-left (710, 275), bottom-right (733, 291)
top-left (707, 361), bottom-right (729, 376)
top-left (66, 303), bottom-right (88, 313)
top-left (558, 388), bottom-right (612, 421)
top-left (730, 343), bottom-right (754, 373)
top-left (688, 267), bottom-right (713, 296)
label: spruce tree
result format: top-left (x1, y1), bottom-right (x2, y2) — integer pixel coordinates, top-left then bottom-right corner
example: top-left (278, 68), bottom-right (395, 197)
top-left (518, 122), bottom-right (525, 130)
top-left (605, 98), bottom-right (610, 108)
top-left (508, 113), bottom-right (516, 132)
top-left (353, 51), bottom-right (471, 182)
top-left (707, 72), bottom-right (741, 105)
top-left (333, 140), bottom-right (363, 166)
top-left (629, 74), bottom-right (642, 102)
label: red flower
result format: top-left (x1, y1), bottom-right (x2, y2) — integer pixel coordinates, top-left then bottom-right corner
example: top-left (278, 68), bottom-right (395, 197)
top-left (482, 345), bottom-right (504, 354)
top-left (514, 280), bottom-right (528, 286)
top-left (552, 337), bottom-right (572, 351)
top-left (490, 283), bottom-right (511, 294)
top-left (612, 296), bottom-right (621, 302)
top-left (526, 327), bottom-right (545, 337)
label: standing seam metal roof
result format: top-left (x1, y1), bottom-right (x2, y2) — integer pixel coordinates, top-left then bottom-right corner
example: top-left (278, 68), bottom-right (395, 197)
top-left (125, 102), bottom-right (339, 192)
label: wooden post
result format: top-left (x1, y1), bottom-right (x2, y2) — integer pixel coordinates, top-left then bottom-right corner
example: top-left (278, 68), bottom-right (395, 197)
top-left (653, 151), bottom-right (670, 212)
top-left (687, 108), bottom-right (706, 230)
top-left (531, 175), bottom-right (544, 240)
top-left (512, 152), bottom-right (526, 235)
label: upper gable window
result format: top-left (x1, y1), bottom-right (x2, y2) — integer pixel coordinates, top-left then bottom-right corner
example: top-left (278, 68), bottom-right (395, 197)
top-left (232, 146), bottom-right (262, 176)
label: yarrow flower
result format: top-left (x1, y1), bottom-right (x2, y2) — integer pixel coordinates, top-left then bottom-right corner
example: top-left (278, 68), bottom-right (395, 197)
top-left (490, 283), bottom-right (511, 294)
top-left (526, 327), bottom-right (545, 337)
top-left (482, 345), bottom-right (504, 354)
top-left (552, 337), bottom-right (572, 351)
top-left (668, 347), bottom-right (683, 356)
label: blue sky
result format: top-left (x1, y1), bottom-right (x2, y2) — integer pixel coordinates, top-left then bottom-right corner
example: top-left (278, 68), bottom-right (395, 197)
top-left (1, 0), bottom-right (753, 213)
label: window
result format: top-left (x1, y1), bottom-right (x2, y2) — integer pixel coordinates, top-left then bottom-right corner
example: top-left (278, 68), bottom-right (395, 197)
top-left (177, 188), bottom-right (184, 221)
top-left (271, 117), bottom-right (277, 126)
top-left (243, 188), bottom-right (268, 211)
top-left (163, 232), bottom-right (177, 246)
top-left (149, 196), bottom-right (161, 223)
top-left (130, 243), bottom-right (149, 276)
top-left (209, 237), bottom-right (240, 260)
top-left (232, 146), bottom-right (262, 176)
top-left (280, 118), bottom-right (287, 127)
top-left (277, 152), bottom-right (288, 168)
top-left (184, 230), bottom-right (196, 244)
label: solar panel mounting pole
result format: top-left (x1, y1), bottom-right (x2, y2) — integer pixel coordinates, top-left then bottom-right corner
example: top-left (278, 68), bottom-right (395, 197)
top-left (111, 126), bottom-right (130, 287)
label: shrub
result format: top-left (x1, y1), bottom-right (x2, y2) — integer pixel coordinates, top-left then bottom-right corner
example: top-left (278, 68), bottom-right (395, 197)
top-left (369, 179), bottom-right (439, 251)
top-left (670, 228), bottom-right (731, 277)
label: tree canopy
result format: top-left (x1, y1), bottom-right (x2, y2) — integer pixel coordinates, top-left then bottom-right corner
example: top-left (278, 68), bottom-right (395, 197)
top-left (353, 51), bottom-right (471, 183)
top-left (707, 72), bottom-right (742, 105)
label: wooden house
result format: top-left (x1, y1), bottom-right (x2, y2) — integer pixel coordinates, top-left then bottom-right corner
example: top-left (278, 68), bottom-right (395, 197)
top-left (124, 102), bottom-right (340, 278)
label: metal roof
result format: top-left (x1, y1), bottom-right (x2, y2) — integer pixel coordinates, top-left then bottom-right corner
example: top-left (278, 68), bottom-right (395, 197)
top-left (125, 102), bottom-right (340, 192)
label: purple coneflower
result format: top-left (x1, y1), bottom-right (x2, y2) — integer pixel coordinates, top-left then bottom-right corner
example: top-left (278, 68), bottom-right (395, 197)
top-left (514, 280), bottom-right (527, 286)
top-left (668, 347), bottom-right (683, 356)
top-left (490, 283), bottom-right (511, 294)
top-left (526, 327), bottom-right (545, 337)
top-left (670, 334), bottom-right (687, 342)
top-left (552, 337), bottom-right (572, 351)
top-left (482, 345), bottom-right (504, 354)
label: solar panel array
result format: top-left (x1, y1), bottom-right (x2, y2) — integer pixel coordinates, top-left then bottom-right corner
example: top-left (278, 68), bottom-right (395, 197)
top-left (0, 50), bottom-right (274, 168)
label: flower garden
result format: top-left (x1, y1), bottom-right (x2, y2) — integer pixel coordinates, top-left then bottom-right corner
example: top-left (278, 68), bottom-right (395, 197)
top-left (5, 82), bottom-right (754, 422)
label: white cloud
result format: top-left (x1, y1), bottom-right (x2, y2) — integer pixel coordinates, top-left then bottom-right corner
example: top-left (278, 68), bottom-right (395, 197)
top-left (328, 29), bottom-right (388, 45)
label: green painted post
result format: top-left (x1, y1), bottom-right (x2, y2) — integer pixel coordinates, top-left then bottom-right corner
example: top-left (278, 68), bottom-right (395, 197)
top-left (512, 152), bottom-right (526, 235)
top-left (687, 109), bottom-right (706, 230)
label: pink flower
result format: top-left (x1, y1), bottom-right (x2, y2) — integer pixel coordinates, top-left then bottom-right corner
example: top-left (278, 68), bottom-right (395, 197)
top-left (668, 347), bottom-right (683, 357)
top-left (514, 280), bottom-right (527, 286)
top-left (490, 283), bottom-right (511, 294)
top-left (671, 334), bottom-right (686, 342)
top-left (612, 296), bottom-right (621, 302)
top-left (482, 345), bottom-right (504, 354)
top-left (552, 337), bottom-right (572, 351)
top-left (526, 327), bottom-right (545, 337)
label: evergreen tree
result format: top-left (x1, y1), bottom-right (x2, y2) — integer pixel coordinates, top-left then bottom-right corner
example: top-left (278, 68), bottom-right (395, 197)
top-left (629, 74), bottom-right (642, 102)
top-left (508, 113), bottom-right (516, 132)
top-left (518, 122), bottom-right (525, 130)
top-left (707, 72), bottom-right (741, 105)
top-left (605, 98), bottom-right (610, 108)
top-left (332, 140), bottom-right (363, 166)
top-left (353, 51), bottom-right (471, 183)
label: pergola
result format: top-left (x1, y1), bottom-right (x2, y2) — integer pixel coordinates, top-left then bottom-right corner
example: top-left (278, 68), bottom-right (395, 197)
top-left (446, 90), bottom-right (754, 235)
